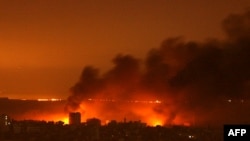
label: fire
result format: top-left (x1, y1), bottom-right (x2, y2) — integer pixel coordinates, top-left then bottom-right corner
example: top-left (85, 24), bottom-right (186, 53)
top-left (67, 98), bottom-right (193, 127)
top-left (151, 119), bottom-right (163, 127)
top-left (62, 117), bottom-right (69, 124)
top-left (49, 114), bottom-right (69, 124)
top-left (37, 98), bottom-right (62, 101)
top-left (17, 112), bottom-right (69, 125)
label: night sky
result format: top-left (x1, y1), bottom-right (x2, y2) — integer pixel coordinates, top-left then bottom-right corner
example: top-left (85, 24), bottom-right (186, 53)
top-left (1, 0), bottom-right (250, 99)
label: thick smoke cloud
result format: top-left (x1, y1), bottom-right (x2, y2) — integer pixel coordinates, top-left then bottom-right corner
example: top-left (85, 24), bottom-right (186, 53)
top-left (66, 10), bottom-right (250, 126)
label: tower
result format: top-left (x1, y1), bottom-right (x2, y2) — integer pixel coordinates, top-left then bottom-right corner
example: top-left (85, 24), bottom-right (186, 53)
top-left (69, 112), bottom-right (81, 125)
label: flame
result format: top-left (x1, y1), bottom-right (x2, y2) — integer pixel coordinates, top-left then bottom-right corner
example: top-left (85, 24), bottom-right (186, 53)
top-left (37, 98), bottom-right (62, 101)
top-left (68, 97), bottom-right (193, 127)
top-left (48, 114), bottom-right (69, 124)
top-left (151, 119), bottom-right (163, 126)
top-left (62, 117), bottom-right (69, 124)
top-left (16, 112), bottom-right (69, 125)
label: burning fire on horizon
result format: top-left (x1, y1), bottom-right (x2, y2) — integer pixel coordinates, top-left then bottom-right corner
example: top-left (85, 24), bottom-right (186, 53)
top-left (68, 98), bottom-right (192, 126)
top-left (2, 10), bottom-right (249, 127)
top-left (64, 10), bottom-right (250, 127)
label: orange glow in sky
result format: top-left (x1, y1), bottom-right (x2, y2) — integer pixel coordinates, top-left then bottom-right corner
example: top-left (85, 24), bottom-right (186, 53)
top-left (1, 1), bottom-right (250, 128)
top-left (1, 0), bottom-right (250, 99)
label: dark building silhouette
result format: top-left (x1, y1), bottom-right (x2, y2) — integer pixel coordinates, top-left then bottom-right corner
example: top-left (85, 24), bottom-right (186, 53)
top-left (69, 112), bottom-right (81, 125)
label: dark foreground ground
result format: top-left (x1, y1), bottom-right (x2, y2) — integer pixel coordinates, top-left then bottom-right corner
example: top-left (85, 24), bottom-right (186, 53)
top-left (1, 119), bottom-right (222, 141)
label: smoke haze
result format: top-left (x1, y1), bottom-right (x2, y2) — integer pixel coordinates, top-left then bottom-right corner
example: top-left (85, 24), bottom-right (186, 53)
top-left (66, 10), bottom-right (250, 126)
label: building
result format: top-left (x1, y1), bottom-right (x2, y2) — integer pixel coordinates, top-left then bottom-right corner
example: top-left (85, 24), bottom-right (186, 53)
top-left (69, 112), bottom-right (81, 125)
top-left (0, 114), bottom-right (12, 132)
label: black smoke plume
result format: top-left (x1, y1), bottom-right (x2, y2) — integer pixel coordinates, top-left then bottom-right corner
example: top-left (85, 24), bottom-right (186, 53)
top-left (66, 10), bottom-right (250, 126)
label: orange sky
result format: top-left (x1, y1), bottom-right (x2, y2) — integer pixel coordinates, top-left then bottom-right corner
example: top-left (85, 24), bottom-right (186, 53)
top-left (0, 0), bottom-right (250, 99)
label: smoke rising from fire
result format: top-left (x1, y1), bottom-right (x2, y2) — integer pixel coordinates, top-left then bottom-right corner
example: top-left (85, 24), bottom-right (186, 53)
top-left (66, 10), bottom-right (250, 126)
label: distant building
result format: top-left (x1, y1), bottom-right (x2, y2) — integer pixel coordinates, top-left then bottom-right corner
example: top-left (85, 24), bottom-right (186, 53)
top-left (0, 114), bottom-right (12, 132)
top-left (0, 114), bottom-right (11, 126)
top-left (86, 118), bottom-right (101, 141)
top-left (69, 112), bottom-right (81, 125)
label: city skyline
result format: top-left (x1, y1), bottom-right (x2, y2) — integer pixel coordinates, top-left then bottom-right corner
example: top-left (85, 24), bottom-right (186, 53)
top-left (1, 1), bottom-right (250, 132)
